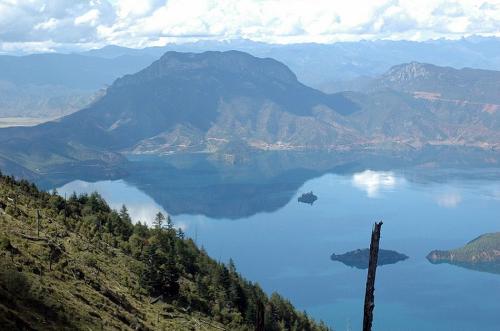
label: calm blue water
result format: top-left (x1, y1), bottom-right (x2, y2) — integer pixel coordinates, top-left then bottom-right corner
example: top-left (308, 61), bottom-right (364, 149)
top-left (58, 168), bottom-right (500, 331)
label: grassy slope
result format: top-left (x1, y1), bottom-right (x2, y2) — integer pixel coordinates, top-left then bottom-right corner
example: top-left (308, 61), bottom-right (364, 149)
top-left (0, 174), bottom-right (330, 331)
top-left (0, 192), bottom-right (224, 330)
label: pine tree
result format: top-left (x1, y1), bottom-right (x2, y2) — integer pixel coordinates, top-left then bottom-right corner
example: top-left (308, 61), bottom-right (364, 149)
top-left (166, 214), bottom-right (174, 230)
top-left (153, 211), bottom-right (165, 229)
top-left (119, 205), bottom-right (132, 224)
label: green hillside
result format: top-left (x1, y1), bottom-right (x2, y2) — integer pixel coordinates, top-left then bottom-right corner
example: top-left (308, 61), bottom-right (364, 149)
top-left (0, 172), bottom-right (330, 331)
top-left (428, 233), bottom-right (500, 264)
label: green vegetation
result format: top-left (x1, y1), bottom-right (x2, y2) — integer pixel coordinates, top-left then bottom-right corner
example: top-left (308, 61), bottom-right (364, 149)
top-left (427, 233), bottom-right (500, 275)
top-left (0, 171), bottom-right (330, 330)
top-left (428, 232), bottom-right (500, 264)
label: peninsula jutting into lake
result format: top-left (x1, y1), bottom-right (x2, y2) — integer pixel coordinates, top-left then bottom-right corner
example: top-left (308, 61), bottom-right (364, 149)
top-left (427, 233), bottom-right (500, 275)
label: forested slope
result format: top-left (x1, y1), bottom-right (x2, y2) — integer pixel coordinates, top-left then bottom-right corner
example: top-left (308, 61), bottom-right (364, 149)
top-left (0, 172), bottom-right (329, 331)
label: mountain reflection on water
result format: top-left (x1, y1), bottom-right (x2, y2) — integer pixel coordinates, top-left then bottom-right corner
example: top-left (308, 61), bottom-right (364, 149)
top-left (122, 154), bottom-right (321, 219)
top-left (427, 260), bottom-right (500, 276)
top-left (49, 151), bottom-right (500, 220)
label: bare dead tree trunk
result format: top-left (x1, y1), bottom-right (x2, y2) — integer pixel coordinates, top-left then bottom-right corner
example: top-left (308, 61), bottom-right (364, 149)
top-left (363, 221), bottom-right (383, 331)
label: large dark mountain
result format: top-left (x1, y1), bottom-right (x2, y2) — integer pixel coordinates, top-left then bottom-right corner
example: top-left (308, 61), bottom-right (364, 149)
top-left (0, 51), bottom-right (499, 178)
top-left (0, 50), bottom-right (359, 175)
top-left (62, 50), bottom-right (358, 150)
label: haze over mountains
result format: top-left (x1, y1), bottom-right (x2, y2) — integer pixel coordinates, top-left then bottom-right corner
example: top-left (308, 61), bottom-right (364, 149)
top-left (79, 37), bottom-right (500, 88)
top-left (0, 53), bottom-right (156, 119)
top-left (1, 37), bottom-right (500, 120)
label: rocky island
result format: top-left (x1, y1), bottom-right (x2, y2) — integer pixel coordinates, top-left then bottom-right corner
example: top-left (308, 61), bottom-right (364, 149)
top-left (427, 232), bottom-right (500, 275)
top-left (298, 191), bottom-right (318, 204)
top-left (331, 248), bottom-right (408, 269)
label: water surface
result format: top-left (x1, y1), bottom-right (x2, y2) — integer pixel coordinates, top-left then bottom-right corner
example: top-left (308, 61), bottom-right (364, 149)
top-left (57, 161), bottom-right (500, 331)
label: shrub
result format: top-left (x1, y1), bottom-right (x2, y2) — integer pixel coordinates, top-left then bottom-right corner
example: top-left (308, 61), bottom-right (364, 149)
top-left (0, 234), bottom-right (12, 251)
top-left (5, 205), bottom-right (20, 217)
top-left (0, 264), bottom-right (32, 299)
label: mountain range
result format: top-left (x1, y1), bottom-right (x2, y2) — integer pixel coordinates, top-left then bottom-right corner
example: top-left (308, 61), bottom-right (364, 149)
top-left (78, 37), bottom-right (500, 88)
top-left (1, 37), bottom-right (500, 120)
top-left (0, 50), bottom-right (499, 179)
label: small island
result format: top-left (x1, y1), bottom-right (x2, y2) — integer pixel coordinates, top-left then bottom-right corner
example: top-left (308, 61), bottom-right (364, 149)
top-left (331, 248), bottom-right (408, 269)
top-left (298, 191), bottom-right (318, 205)
top-left (427, 232), bottom-right (500, 275)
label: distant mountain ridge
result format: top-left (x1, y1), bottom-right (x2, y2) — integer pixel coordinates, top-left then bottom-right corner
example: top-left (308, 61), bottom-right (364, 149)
top-left (373, 62), bottom-right (500, 104)
top-left (0, 51), bottom-right (499, 178)
top-left (0, 53), bottom-right (155, 90)
top-left (3, 37), bottom-right (500, 120)
top-left (79, 37), bottom-right (500, 88)
top-left (320, 61), bottom-right (500, 151)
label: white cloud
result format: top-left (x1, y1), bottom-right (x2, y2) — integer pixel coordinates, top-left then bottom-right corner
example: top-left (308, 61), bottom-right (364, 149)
top-left (115, 0), bottom-right (163, 18)
top-left (352, 170), bottom-right (400, 198)
top-left (74, 9), bottom-right (101, 26)
top-left (34, 18), bottom-right (59, 31)
top-left (0, 0), bottom-right (499, 53)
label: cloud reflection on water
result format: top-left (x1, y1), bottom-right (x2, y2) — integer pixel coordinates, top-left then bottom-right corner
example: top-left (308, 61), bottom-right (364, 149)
top-left (435, 192), bottom-right (462, 208)
top-left (351, 170), bottom-right (400, 198)
top-left (57, 179), bottom-right (170, 227)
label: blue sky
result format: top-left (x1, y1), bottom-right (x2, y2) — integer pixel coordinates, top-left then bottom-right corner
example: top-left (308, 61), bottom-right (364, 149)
top-left (0, 0), bottom-right (499, 54)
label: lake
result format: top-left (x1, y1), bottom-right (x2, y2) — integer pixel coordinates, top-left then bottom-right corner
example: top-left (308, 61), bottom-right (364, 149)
top-left (55, 155), bottom-right (500, 331)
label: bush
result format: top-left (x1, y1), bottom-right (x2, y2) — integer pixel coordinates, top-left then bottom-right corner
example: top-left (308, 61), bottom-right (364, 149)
top-left (81, 252), bottom-right (98, 269)
top-left (5, 205), bottom-right (20, 217)
top-left (0, 234), bottom-right (12, 251)
top-left (0, 264), bottom-right (32, 299)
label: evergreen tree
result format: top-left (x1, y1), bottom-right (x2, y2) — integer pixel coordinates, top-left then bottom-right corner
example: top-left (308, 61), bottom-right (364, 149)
top-left (153, 211), bottom-right (165, 229)
top-left (119, 205), bottom-right (132, 224)
top-left (166, 214), bottom-right (174, 230)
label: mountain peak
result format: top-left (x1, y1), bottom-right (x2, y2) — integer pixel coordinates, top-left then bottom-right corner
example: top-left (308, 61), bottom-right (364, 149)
top-left (115, 50), bottom-right (298, 87)
top-left (383, 62), bottom-right (435, 82)
top-left (36, 49), bottom-right (356, 152)
top-left (375, 62), bottom-right (500, 103)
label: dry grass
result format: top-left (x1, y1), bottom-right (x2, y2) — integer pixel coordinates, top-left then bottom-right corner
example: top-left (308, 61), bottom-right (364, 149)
top-left (0, 195), bottom-right (225, 331)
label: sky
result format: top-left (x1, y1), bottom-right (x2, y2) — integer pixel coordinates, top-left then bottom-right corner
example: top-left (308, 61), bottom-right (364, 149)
top-left (0, 0), bottom-right (499, 54)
